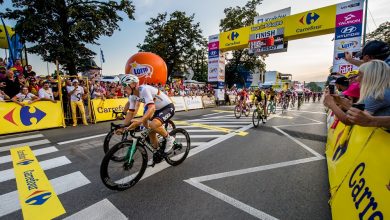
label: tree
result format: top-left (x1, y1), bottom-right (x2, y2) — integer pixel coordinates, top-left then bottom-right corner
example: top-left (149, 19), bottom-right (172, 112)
top-left (367, 21), bottom-right (390, 45)
top-left (219, 0), bottom-right (266, 87)
top-left (1, 0), bottom-right (135, 75)
top-left (306, 82), bottom-right (322, 92)
top-left (138, 11), bottom-right (206, 80)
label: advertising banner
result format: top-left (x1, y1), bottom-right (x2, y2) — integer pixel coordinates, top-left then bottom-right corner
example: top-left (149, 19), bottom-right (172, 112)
top-left (91, 98), bottom-right (143, 122)
top-left (284, 5), bottom-right (337, 40)
top-left (208, 34), bottom-right (221, 83)
top-left (0, 101), bottom-right (64, 135)
top-left (219, 26), bottom-right (251, 51)
top-left (184, 96), bottom-right (203, 110)
top-left (229, 95), bottom-right (237, 105)
top-left (332, 0), bottom-right (364, 74)
top-left (202, 96), bottom-right (216, 108)
top-left (11, 146), bottom-right (66, 220)
top-left (254, 7), bottom-right (291, 24)
top-left (170, 96), bottom-right (187, 111)
top-left (329, 127), bottom-right (389, 219)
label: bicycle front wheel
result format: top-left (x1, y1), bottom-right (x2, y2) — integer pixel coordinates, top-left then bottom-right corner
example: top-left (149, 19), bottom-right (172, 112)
top-left (252, 109), bottom-right (260, 128)
top-left (234, 106), bottom-right (242, 119)
top-left (165, 128), bottom-right (191, 166)
top-left (100, 140), bottom-right (147, 191)
top-left (103, 130), bottom-right (129, 156)
top-left (165, 119), bottom-right (176, 133)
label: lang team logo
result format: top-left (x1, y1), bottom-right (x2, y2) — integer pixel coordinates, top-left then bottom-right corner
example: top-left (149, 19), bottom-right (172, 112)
top-left (129, 62), bottom-right (154, 78)
top-left (25, 190), bottom-right (52, 205)
top-left (17, 159), bottom-right (34, 166)
top-left (299, 12), bottom-right (320, 25)
top-left (3, 106), bottom-right (46, 126)
top-left (227, 32), bottom-right (239, 41)
top-left (337, 40), bottom-right (358, 51)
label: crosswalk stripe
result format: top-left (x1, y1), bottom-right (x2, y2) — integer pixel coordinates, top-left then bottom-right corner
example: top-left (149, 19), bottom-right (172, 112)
top-left (63, 199), bottom-right (127, 220)
top-left (185, 130), bottom-right (225, 133)
top-left (179, 125), bottom-right (243, 128)
top-left (0, 146), bottom-right (58, 165)
top-left (0, 156), bottom-right (71, 183)
top-left (0, 139), bottom-right (51, 153)
top-left (0, 171), bottom-right (90, 218)
top-left (0, 134), bottom-right (44, 144)
top-left (57, 134), bottom-right (106, 145)
top-left (191, 142), bottom-right (206, 146)
top-left (192, 122), bottom-right (250, 125)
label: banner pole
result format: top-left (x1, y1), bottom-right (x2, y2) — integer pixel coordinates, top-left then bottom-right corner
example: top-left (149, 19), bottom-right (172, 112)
top-left (362, 0), bottom-right (369, 45)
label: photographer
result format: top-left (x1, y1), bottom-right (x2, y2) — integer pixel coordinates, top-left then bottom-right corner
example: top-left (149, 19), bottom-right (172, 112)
top-left (66, 79), bottom-right (88, 126)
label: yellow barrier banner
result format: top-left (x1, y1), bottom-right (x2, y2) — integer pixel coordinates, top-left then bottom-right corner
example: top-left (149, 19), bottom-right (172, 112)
top-left (0, 101), bottom-right (64, 135)
top-left (283, 5), bottom-right (336, 40)
top-left (326, 125), bottom-right (376, 196)
top-left (11, 146), bottom-right (65, 220)
top-left (219, 26), bottom-right (250, 51)
top-left (330, 128), bottom-right (390, 220)
top-left (91, 98), bottom-right (143, 122)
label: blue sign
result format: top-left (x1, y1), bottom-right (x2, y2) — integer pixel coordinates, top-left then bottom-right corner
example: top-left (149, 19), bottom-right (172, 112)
top-left (335, 24), bottom-right (362, 40)
top-left (217, 82), bottom-right (225, 88)
top-left (208, 49), bottom-right (219, 59)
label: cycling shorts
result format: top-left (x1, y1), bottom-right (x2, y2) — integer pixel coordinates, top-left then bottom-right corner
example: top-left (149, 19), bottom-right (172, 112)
top-left (152, 103), bottom-right (175, 124)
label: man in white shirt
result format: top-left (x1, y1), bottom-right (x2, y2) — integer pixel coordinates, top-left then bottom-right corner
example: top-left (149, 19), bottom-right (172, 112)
top-left (66, 79), bottom-right (88, 126)
top-left (38, 81), bottom-right (57, 102)
top-left (12, 86), bottom-right (39, 106)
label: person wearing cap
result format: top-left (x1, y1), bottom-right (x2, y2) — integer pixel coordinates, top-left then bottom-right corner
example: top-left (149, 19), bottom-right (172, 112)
top-left (335, 76), bottom-right (349, 93)
top-left (66, 79), bottom-right (88, 126)
top-left (344, 40), bottom-right (390, 67)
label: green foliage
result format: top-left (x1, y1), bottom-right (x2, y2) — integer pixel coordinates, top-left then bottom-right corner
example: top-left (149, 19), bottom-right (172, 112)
top-left (138, 11), bottom-right (207, 81)
top-left (367, 21), bottom-right (390, 45)
top-left (219, 0), bottom-right (266, 87)
top-left (306, 82), bottom-right (322, 92)
top-left (1, 0), bottom-right (135, 75)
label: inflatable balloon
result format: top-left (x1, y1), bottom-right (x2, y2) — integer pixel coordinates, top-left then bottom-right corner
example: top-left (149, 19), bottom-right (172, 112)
top-left (125, 52), bottom-right (168, 85)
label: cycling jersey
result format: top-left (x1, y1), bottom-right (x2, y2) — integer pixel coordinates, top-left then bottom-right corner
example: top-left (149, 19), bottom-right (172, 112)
top-left (128, 85), bottom-right (172, 111)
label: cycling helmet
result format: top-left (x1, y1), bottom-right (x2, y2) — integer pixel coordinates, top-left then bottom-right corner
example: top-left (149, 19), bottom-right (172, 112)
top-left (121, 74), bottom-right (139, 86)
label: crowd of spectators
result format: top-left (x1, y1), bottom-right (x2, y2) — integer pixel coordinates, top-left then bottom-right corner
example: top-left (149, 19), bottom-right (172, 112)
top-left (323, 40), bottom-right (390, 129)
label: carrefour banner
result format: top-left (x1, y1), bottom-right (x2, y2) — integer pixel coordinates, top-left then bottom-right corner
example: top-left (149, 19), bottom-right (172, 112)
top-left (329, 127), bottom-right (389, 219)
top-left (170, 96), bottom-right (187, 111)
top-left (0, 101), bottom-right (64, 135)
top-left (11, 146), bottom-right (65, 220)
top-left (219, 26), bottom-right (250, 51)
top-left (184, 96), bottom-right (203, 110)
top-left (91, 98), bottom-right (143, 122)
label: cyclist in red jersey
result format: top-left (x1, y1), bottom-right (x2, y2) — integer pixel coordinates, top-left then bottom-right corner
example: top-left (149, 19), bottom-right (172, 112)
top-left (238, 88), bottom-right (249, 111)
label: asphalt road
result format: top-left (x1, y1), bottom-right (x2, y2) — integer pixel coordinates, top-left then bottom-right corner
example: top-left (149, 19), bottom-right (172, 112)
top-left (0, 101), bottom-right (331, 220)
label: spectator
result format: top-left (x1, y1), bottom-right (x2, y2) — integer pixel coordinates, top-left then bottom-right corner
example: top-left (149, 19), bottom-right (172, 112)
top-left (106, 86), bottom-right (118, 99)
top-left (67, 79), bottom-right (88, 126)
top-left (335, 76), bottom-right (349, 93)
top-left (3, 69), bottom-right (20, 98)
top-left (357, 60), bottom-right (390, 116)
top-left (12, 86), bottom-right (39, 106)
top-left (24, 65), bottom-right (37, 78)
top-left (345, 40), bottom-right (390, 67)
top-left (12, 59), bottom-right (24, 76)
top-left (28, 78), bottom-right (40, 96)
top-left (0, 82), bottom-right (10, 101)
top-left (38, 81), bottom-right (57, 103)
top-left (0, 66), bottom-right (6, 80)
top-left (90, 80), bottom-right (106, 99)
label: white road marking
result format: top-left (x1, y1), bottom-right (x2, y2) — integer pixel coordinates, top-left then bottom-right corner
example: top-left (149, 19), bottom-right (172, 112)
top-left (0, 139), bottom-right (51, 153)
top-left (0, 146), bottom-right (58, 165)
top-left (0, 134), bottom-right (44, 144)
top-left (273, 127), bottom-right (324, 159)
top-left (57, 134), bottom-right (106, 145)
top-left (191, 142), bottom-right (207, 146)
top-left (289, 110), bottom-right (326, 115)
top-left (193, 121), bottom-right (251, 125)
top-left (201, 112), bottom-right (223, 117)
top-left (63, 199), bottom-right (127, 220)
top-left (184, 179), bottom-right (278, 220)
top-left (177, 134), bottom-right (222, 138)
top-left (291, 113), bottom-right (324, 124)
top-left (0, 171), bottom-right (90, 217)
top-left (0, 156), bottom-right (71, 182)
top-left (185, 130), bottom-right (224, 133)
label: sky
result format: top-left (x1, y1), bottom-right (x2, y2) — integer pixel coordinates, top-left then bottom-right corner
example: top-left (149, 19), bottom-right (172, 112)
top-left (1, 0), bottom-right (389, 82)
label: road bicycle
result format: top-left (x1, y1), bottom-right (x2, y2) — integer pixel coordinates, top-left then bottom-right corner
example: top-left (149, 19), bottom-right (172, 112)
top-left (297, 96), bottom-right (303, 110)
top-left (100, 126), bottom-right (190, 190)
top-left (267, 99), bottom-right (276, 115)
top-left (252, 102), bottom-right (267, 127)
top-left (103, 110), bottom-right (176, 155)
top-left (281, 97), bottom-right (289, 114)
top-left (234, 101), bottom-right (250, 119)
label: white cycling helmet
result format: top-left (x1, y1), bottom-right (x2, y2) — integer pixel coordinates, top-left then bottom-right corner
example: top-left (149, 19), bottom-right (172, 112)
top-left (121, 74), bottom-right (139, 86)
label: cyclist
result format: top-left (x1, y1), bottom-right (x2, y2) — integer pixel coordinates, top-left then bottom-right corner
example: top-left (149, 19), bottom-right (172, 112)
top-left (253, 88), bottom-right (267, 116)
top-left (297, 89), bottom-right (304, 107)
top-left (269, 87), bottom-right (276, 103)
top-left (121, 75), bottom-right (176, 156)
top-left (285, 89), bottom-right (293, 106)
top-left (238, 88), bottom-right (249, 112)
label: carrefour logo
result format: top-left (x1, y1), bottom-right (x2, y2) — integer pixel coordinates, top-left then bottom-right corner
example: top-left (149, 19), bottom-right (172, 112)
top-left (3, 106), bottom-right (46, 126)
top-left (129, 62), bottom-right (153, 78)
top-left (17, 159), bottom-right (34, 166)
top-left (299, 12), bottom-right (320, 25)
top-left (227, 32), bottom-right (239, 41)
top-left (25, 190), bottom-right (52, 205)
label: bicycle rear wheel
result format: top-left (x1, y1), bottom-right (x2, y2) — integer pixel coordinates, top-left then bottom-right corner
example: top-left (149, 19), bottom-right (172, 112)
top-left (165, 128), bottom-right (191, 166)
top-left (100, 140), bottom-right (147, 191)
top-left (234, 106), bottom-right (242, 119)
top-left (252, 109), bottom-right (261, 128)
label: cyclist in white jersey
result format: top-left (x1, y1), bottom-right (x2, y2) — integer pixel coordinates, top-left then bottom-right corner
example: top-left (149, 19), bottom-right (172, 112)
top-left (121, 75), bottom-right (176, 154)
